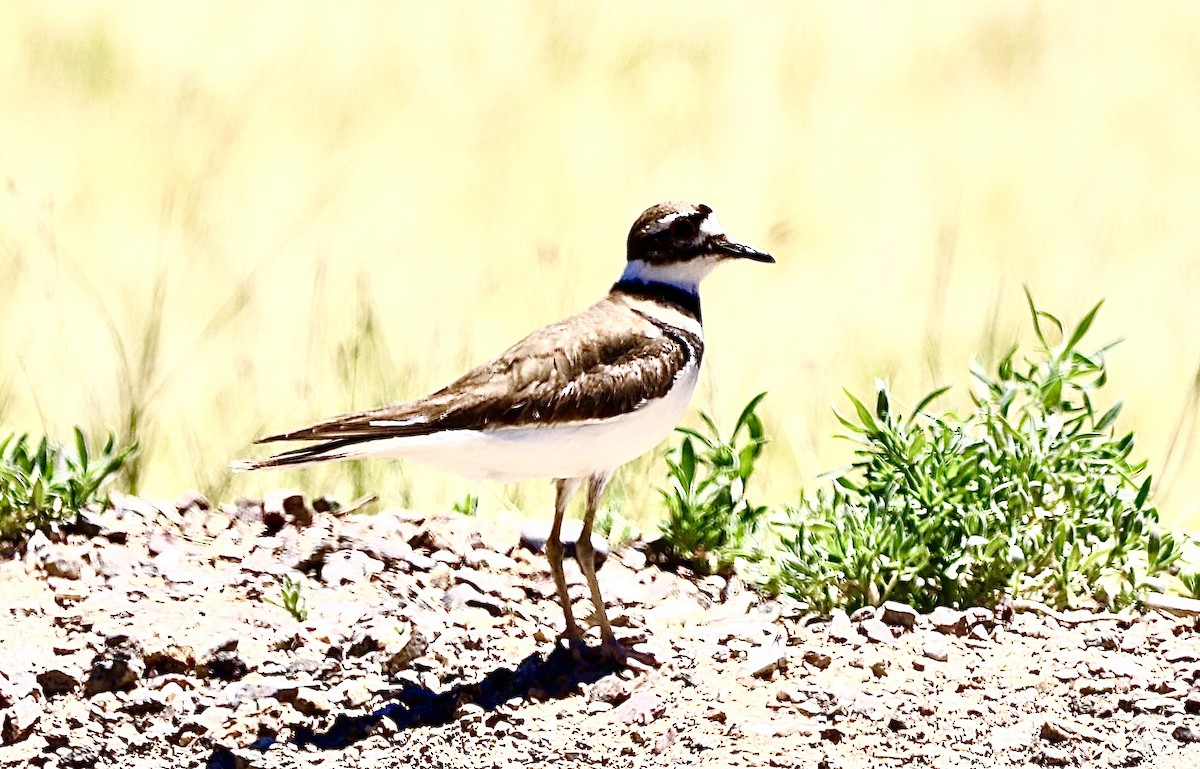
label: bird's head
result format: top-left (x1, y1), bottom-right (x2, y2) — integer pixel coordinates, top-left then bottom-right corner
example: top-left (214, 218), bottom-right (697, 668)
top-left (621, 201), bottom-right (774, 291)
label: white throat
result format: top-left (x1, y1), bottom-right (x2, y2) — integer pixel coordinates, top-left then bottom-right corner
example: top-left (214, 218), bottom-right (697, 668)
top-left (619, 256), bottom-right (720, 294)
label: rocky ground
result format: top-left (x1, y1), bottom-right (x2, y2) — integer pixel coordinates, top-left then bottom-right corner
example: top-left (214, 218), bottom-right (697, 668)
top-left (1, 492), bottom-right (1199, 769)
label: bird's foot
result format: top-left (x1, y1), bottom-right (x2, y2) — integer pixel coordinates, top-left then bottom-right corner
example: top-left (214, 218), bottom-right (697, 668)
top-left (557, 628), bottom-right (588, 661)
top-left (598, 636), bottom-right (660, 670)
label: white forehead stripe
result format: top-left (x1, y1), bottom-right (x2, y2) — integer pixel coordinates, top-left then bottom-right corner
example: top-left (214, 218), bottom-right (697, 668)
top-left (654, 212), bottom-right (684, 227)
top-left (699, 213), bottom-right (724, 237)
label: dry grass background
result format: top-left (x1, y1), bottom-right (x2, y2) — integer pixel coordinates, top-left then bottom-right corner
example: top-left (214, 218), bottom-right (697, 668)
top-left (2, 2), bottom-right (1199, 531)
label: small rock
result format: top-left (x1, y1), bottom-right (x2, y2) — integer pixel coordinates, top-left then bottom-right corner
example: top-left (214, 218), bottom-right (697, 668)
top-left (24, 529), bottom-right (53, 566)
top-left (37, 666), bottom-right (83, 696)
top-left (444, 583), bottom-right (505, 617)
top-left (1040, 719), bottom-right (1074, 743)
top-left (85, 635), bottom-right (144, 696)
top-left (201, 650), bottom-right (250, 681)
top-left (357, 537), bottom-right (411, 569)
top-left (1185, 690), bottom-right (1200, 714)
top-left (292, 687), bottom-right (333, 715)
top-left (222, 676), bottom-right (291, 708)
top-left (819, 726), bottom-right (845, 743)
top-left (803, 649), bottom-right (833, 670)
top-left (653, 726), bottom-right (678, 754)
top-left (427, 561), bottom-right (452, 589)
top-left (621, 549), bottom-right (648, 571)
top-left (203, 511), bottom-right (232, 538)
top-left (404, 549), bottom-right (437, 573)
top-left (147, 530), bottom-right (177, 556)
top-left (144, 642), bottom-right (196, 676)
top-left (0, 672), bottom-right (40, 709)
top-left (1165, 647), bottom-right (1198, 663)
top-left (1131, 696), bottom-right (1181, 715)
top-left (827, 611), bottom-right (856, 644)
top-left (230, 498), bottom-right (265, 524)
top-left (746, 634), bottom-right (787, 678)
top-left (44, 554), bottom-right (84, 580)
top-left (176, 705), bottom-right (234, 744)
top-left (456, 702), bottom-right (484, 726)
top-left (431, 549), bottom-right (462, 567)
top-left (849, 606), bottom-right (875, 623)
top-left (175, 490), bottom-right (211, 512)
top-left (264, 490), bottom-right (313, 529)
top-left (57, 746), bottom-right (100, 769)
top-left (460, 568), bottom-right (523, 601)
top-left (1084, 628), bottom-right (1120, 650)
top-left (1076, 679), bottom-right (1124, 696)
top-left (870, 659), bottom-right (889, 678)
top-left (1088, 656), bottom-right (1149, 680)
top-left (92, 545), bottom-right (135, 578)
top-left (880, 601), bottom-right (918, 628)
top-left (614, 691), bottom-right (664, 726)
top-left (964, 606), bottom-right (993, 629)
top-left (407, 527), bottom-right (456, 553)
top-left (589, 674), bottom-right (631, 706)
top-left (117, 689), bottom-right (168, 716)
top-left (923, 641), bottom-right (949, 663)
top-left (1173, 723), bottom-right (1200, 743)
top-left (322, 549), bottom-right (384, 585)
top-left (382, 623), bottom-right (428, 676)
top-left (1040, 717), bottom-right (1102, 743)
top-left (1038, 746), bottom-right (1070, 766)
top-left (1, 696), bottom-right (41, 744)
top-left (339, 680), bottom-right (373, 709)
top-left (859, 618), bottom-right (895, 645)
top-left (464, 547), bottom-right (519, 572)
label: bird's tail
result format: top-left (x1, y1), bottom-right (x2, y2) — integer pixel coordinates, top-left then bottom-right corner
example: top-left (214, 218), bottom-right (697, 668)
top-left (231, 438), bottom-right (363, 473)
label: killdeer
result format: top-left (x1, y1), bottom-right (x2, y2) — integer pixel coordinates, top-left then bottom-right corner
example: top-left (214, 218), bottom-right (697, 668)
top-left (236, 201), bottom-right (773, 661)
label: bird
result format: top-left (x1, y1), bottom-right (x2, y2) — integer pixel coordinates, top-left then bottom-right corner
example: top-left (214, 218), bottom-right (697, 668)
top-left (235, 200), bottom-right (774, 662)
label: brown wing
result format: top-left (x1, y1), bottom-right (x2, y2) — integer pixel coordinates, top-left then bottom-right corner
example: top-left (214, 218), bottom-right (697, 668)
top-left (256, 299), bottom-right (702, 443)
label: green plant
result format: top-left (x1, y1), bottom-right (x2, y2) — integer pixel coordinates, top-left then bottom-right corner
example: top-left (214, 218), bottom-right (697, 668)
top-left (658, 393), bottom-right (770, 574)
top-left (774, 293), bottom-right (1178, 613)
top-left (452, 492), bottom-right (479, 517)
top-left (0, 428), bottom-right (135, 540)
top-left (264, 575), bottom-right (309, 622)
top-left (595, 505), bottom-right (640, 550)
top-left (1181, 570), bottom-right (1200, 600)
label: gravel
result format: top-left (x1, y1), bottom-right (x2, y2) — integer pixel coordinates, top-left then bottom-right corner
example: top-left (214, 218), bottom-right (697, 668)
top-left (0, 492), bottom-right (1198, 768)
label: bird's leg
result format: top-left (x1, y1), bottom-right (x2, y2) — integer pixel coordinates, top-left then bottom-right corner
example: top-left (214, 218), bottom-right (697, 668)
top-left (575, 472), bottom-right (618, 652)
top-left (547, 477), bottom-right (583, 647)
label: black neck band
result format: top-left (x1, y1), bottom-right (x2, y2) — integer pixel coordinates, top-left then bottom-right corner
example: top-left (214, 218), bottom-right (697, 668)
top-left (611, 279), bottom-right (702, 322)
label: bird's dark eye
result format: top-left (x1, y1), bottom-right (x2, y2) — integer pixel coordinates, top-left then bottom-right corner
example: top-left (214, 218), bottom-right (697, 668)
top-left (669, 218), bottom-right (697, 240)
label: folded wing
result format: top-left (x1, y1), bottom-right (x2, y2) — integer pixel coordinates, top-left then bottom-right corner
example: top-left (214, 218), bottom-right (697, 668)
top-left (256, 300), bottom-right (701, 444)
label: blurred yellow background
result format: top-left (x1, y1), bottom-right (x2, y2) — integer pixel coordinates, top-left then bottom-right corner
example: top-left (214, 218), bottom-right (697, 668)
top-left (2, 2), bottom-right (1199, 531)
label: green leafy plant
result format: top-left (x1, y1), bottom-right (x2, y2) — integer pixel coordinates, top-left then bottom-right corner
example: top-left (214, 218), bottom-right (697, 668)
top-left (658, 393), bottom-right (769, 575)
top-left (0, 428), bottom-right (135, 540)
top-left (264, 575), bottom-right (309, 622)
top-left (774, 293), bottom-right (1178, 613)
top-left (452, 492), bottom-right (479, 517)
top-left (595, 506), bottom-right (640, 550)
top-left (1181, 570), bottom-right (1200, 600)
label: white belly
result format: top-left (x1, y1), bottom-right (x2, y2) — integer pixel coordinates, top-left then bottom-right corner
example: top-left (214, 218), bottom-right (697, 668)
top-left (332, 364), bottom-right (700, 481)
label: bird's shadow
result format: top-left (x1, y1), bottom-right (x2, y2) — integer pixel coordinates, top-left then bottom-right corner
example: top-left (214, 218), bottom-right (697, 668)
top-left (207, 644), bottom-right (620, 765)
